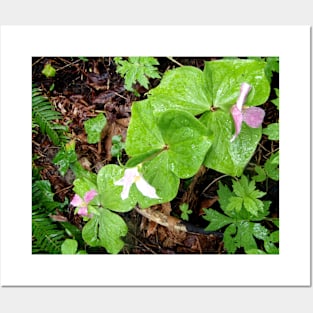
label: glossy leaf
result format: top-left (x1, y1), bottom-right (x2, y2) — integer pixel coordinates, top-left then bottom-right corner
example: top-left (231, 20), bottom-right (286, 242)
top-left (203, 208), bottom-right (233, 231)
top-left (203, 59), bottom-right (270, 111)
top-left (157, 110), bottom-right (212, 178)
top-left (125, 100), bottom-right (164, 156)
top-left (263, 123), bottom-right (279, 140)
top-left (200, 110), bottom-right (262, 177)
top-left (126, 103), bottom-right (212, 179)
top-left (148, 66), bottom-right (211, 115)
top-left (84, 113), bottom-right (107, 144)
top-left (61, 239), bottom-right (78, 254)
top-left (97, 164), bottom-right (136, 212)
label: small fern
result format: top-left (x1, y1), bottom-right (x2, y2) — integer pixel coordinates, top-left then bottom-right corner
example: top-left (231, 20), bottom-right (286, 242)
top-left (32, 212), bottom-right (66, 254)
top-left (32, 85), bottom-right (69, 145)
top-left (32, 179), bottom-right (68, 254)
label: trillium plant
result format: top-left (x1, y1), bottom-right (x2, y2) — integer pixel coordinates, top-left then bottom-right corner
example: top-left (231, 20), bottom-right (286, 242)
top-left (70, 58), bottom-right (273, 254)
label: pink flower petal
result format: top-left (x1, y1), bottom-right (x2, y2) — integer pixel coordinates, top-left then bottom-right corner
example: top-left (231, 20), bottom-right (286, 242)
top-left (236, 83), bottom-right (251, 111)
top-left (70, 194), bottom-right (83, 206)
top-left (84, 190), bottom-right (98, 204)
top-left (77, 207), bottom-right (88, 216)
top-left (230, 104), bottom-right (243, 142)
top-left (243, 107), bottom-right (265, 128)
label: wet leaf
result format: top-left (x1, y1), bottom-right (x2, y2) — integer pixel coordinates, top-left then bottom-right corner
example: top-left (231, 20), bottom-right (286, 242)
top-left (84, 113), bottom-right (107, 144)
top-left (61, 239), bottom-right (78, 254)
top-left (200, 110), bottom-right (262, 176)
top-left (82, 208), bottom-right (128, 254)
top-left (42, 63), bottom-right (56, 78)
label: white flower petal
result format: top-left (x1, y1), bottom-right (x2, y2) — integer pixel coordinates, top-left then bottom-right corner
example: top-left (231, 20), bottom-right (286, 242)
top-left (136, 176), bottom-right (160, 199)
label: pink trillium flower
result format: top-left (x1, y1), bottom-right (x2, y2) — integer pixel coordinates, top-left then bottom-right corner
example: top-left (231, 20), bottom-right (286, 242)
top-left (114, 166), bottom-right (160, 200)
top-left (70, 190), bottom-right (98, 217)
top-left (230, 82), bottom-right (265, 142)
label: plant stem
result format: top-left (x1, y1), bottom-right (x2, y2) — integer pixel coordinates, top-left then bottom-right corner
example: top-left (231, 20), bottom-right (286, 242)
top-left (167, 57), bottom-right (184, 67)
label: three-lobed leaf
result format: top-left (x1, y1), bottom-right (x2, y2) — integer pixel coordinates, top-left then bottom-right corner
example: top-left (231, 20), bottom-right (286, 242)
top-left (82, 208), bottom-right (128, 254)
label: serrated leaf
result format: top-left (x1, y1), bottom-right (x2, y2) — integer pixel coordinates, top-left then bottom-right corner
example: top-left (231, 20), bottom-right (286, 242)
top-left (253, 165), bottom-right (267, 182)
top-left (203, 208), bottom-right (234, 231)
top-left (264, 151), bottom-right (279, 181)
top-left (223, 224), bottom-right (237, 253)
top-left (114, 57), bottom-right (160, 92)
top-left (252, 223), bottom-right (269, 240)
top-left (216, 181), bottom-right (234, 212)
top-left (263, 123), bottom-right (279, 140)
top-left (53, 147), bottom-right (77, 176)
top-left (236, 221), bottom-right (258, 252)
top-left (226, 196), bottom-right (243, 212)
top-left (84, 113), bottom-right (107, 144)
top-left (264, 236), bottom-right (279, 254)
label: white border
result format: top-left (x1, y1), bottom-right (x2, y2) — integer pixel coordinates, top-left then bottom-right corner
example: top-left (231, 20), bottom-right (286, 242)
top-left (0, 25), bottom-right (311, 286)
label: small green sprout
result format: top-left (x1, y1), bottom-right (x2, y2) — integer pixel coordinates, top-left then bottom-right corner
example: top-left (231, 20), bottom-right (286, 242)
top-left (179, 203), bottom-right (192, 221)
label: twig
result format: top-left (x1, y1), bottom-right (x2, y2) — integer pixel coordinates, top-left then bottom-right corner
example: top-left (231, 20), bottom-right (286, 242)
top-left (201, 174), bottom-right (229, 195)
top-left (167, 57), bottom-right (184, 67)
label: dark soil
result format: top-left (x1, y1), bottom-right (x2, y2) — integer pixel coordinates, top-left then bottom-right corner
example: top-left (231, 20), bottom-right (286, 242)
top-left (32, 57), bottom-right (279, 254)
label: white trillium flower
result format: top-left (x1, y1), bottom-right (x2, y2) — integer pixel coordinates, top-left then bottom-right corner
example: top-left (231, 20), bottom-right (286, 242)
top-left (114, 166), bottom-right (160, 200)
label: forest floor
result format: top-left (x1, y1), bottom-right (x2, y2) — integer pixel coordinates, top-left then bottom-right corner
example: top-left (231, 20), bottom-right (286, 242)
top-left (32, 57), bottom-right (279, 254)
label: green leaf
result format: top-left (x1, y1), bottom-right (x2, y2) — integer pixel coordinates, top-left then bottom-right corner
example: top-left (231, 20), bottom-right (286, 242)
top-left (216, 181), bottom-right (233, 212)
top-left (72, 177), bottom-right (99, 205)
top-left (126, 102), bottom-right (212, 179)
top-left (264, 151), bottom-right (279, 181)
top-left (84, 113), bottom-right (107, 144)
top-left (61, 239), bottom-right (78, 254)
top-left (263, 123), bottom-right (279, 140)
top-left (245, 249), bottom-right (267, 254)
top-left (226, 197), bottom-right (243, 213)
top-left (200, 110), bottom-right (262, 177)
top-left (148, 59), bottom-right (270, 116)
top-left (235, 221), bottom-right (258, 252)
top-left (223, 224), bottom-right (237, 253)
top-left (42, 63), bottom-right (56, 78)
top-left (269, 230), bottom-right (279, 243)
top-left (97, 160), bottom-right (180, 210)
top-left (264, 236), bottom-right (279, 254)
top-left (179, 203), bottom-right (192, 221)
top-left (203, 59), bottom-right (270, 111)
top-left (271, 88), bottom-right (279, 110)
top-left (157, 109), bottom-right (212, 178)
top-left (82, 208), bottom-right (128, 254)
top-left (114, 57), bottom-right (161, 92)
top-left (53, 146), bottom-right (77, 176)
top-left (253, 165), bottom-right (267, 182)
top-left (97, 164), bottom-right (136, 212)
top-left (111, 135), bottom-right (125, 158)
top-left (203, 208), bottom-right (234, 231)
top-left (148, 66), bottom-right (211, 115)
top-left (252, 223), bottom-right (269, 240)
top-left (125, 100), bottom-right (164, 156)
top-left (224, 176), bottom-right (266, 216)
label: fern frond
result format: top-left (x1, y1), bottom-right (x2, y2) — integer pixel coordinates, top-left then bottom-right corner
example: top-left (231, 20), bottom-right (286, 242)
top-left (32, 179), bottom-right (68, 254)
top-left (32, 86), bottom-right (69, 145)
top-left (32, 180), bottom-right (67, 212)
top-left (32, 211), bottom-right (65, 254)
